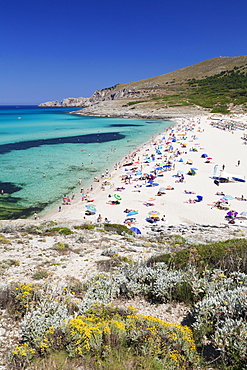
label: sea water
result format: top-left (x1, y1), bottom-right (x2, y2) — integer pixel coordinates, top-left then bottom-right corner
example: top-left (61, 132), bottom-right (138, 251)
top-left (0, 105), bottom-right (174, 218)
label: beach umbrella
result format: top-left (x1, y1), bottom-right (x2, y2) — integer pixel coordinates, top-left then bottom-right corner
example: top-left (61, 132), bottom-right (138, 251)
top-left (177, 170), bottom-right (184, 174)
top-left (152, 183), bottom-right (159, 186)
top-left (85, 205), bottom-right (97, 214)
top-left (189, 169), bottom-right (196, 175)
top-left (148, 180), bottom-right (154, 183)
top-left (226, 210), bottom-right (238, 217)
top-left (223, 195), bottom-right (234, 200)
top-left (127, 211), bottom-right (138, 217)
top-left (158, 187), bottom-right (166, 192)
top-left (114, 194), bottom-right (122, 201)
top-left (201, 153), bottom-right (208, 158)
top-left (240, 211), bottom-right (247, 218)
top-left (127, 217), bottom-right (136, 222)
top-left (130, 227), bottom-right (142, 235)
top-left (148, 210), bottom-right (160, 217)
top-left (155, 166), bottom-right (163, 170)
top-left (178, 158), bottom-right (184, 162)
top-left (191, 167), bottom-right (198, 171)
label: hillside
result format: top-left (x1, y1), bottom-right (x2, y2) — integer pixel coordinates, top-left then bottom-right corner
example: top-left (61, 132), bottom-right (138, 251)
top-left (40, 55), bottom-right (247, 115)
top-left (115, 55), bottom-right (247, 90)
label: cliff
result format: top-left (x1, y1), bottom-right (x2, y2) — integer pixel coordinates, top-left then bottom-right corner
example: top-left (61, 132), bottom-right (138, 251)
top-left (39, 86), bottom-right (151, 107)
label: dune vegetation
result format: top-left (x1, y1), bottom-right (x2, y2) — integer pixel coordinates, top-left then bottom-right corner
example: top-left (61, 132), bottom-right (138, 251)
top-left (0, 222), bottom-right (246, 369)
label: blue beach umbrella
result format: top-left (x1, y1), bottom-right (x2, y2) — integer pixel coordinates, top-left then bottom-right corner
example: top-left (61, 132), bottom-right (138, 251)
top-left (130, 227), bottom-right (142, 235)
top-left (159, 187), bottom-right (166, 192)
top-left (127, 211), bottom-right (138, 217)
top-left (86, 205), bottom-right (97, 214)
top-left (223, 195), bottom-right (234, 200)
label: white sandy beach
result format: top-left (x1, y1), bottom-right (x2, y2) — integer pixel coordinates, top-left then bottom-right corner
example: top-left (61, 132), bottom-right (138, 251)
top-left (44, 114), bottom-right (247, 234)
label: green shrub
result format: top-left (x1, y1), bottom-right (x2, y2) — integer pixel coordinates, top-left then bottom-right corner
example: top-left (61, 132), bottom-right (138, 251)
top-left (148, 239), bottom-right (247, 273)
top-left (46, 227), bottom-right (73, 235)
top-left (53, 242), bottom-right (69, 250)
top-left (103, 223), bottom-right (134, 235)
top-left (32, 270), bottom-right (49, 280)
top-left (82, 224), bottom-right (95, 230)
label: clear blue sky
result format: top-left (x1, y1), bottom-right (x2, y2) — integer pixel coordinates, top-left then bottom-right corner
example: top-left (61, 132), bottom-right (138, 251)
top-left (1, 0), bottom-right (247, 104)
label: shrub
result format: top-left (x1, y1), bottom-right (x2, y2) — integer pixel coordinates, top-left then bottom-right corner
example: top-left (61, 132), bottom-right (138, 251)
top-left (149, 239), bottom-right (247, 273)
top-left (103, 223), bottom-right (134, 236)
top-left (32, 270), bottom-right (49, 280)
top-left (66, 307), bottom-right (200, 368)
top-left (81, 224), bottom-right (95, 230)
top-left (52, 242), bottom-right (70, 252)
top-left (46, 227), bottom-right (73, 235)
top-left (11, 283), bottom-right (40, 317)
top-left (192, 283), bottom-right (247, 368)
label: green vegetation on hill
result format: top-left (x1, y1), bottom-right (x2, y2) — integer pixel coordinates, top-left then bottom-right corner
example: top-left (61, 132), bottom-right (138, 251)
top-left (122, 66), bottom-right (247, 114)
top-left (104, 57), bottom-right (247, 114)
top-left (186, 66), bottom-right (247, 113)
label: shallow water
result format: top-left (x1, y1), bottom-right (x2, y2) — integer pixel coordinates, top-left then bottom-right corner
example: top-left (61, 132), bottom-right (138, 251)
top-left (0, 106), bottom-right (174, 218)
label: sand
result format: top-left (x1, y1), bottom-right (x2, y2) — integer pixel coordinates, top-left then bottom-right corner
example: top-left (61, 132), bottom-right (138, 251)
top-left (43, 114), bottom-right (247, 234)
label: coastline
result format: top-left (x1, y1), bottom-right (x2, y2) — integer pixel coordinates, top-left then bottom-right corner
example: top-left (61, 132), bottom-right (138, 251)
top-left (42, 112), bottom-right (247, 234)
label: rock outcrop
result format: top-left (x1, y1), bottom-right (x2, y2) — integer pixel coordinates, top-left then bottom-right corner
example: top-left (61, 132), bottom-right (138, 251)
top-left (38, 85), bottom-right (150, 108)
top-left (61, 97), bottom-right (90, 107)
top-left (39, 100), bottom-right (61, 107)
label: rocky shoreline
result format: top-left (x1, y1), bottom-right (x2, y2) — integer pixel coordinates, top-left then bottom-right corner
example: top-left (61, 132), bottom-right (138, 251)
top-left (70, 99), bottom-right (209, 119)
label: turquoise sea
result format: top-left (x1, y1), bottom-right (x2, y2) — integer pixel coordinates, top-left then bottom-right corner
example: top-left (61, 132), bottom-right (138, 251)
top-left (0, 105), bottom-right (174, 219)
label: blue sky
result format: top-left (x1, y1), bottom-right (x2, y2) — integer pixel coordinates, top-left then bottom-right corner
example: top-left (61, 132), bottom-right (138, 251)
top-left (1, 0), bottom-right (247, 104)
